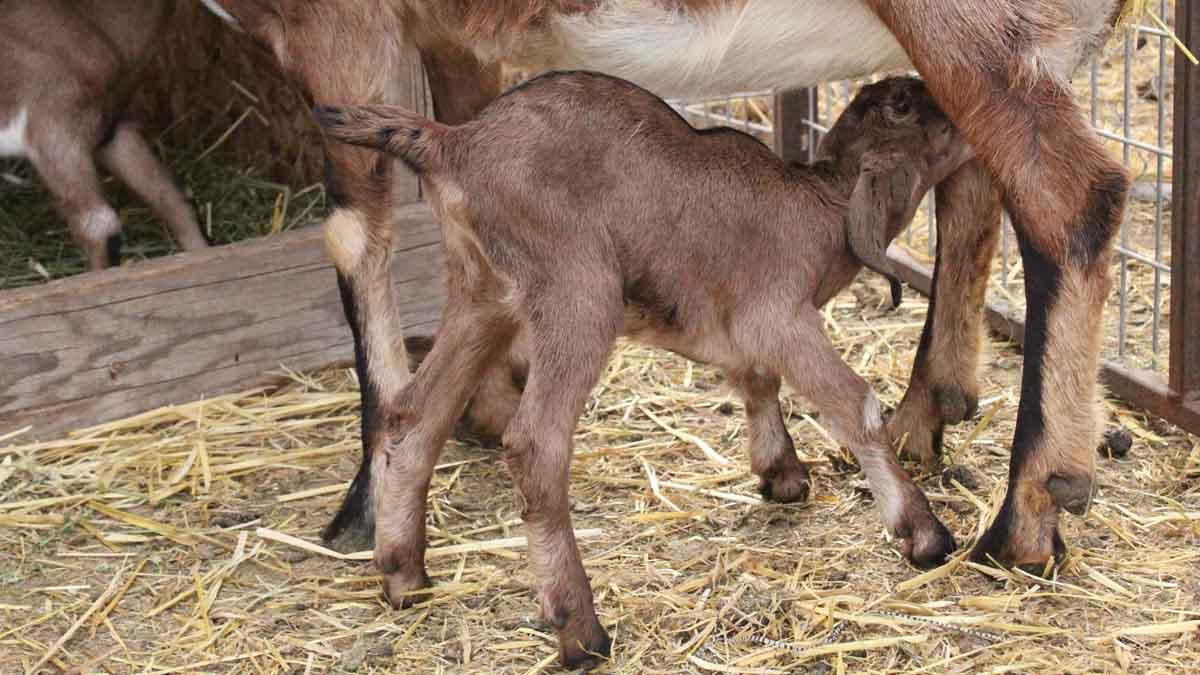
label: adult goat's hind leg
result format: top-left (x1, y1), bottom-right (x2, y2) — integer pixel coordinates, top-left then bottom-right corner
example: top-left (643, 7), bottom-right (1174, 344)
top-left (870, 1), bottom-right (1127, 568)
top-left (889, 159), bottom-right (1001, 466)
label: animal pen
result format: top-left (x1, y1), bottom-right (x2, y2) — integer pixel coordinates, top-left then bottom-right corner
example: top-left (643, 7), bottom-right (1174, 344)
top-left (1, 4), bottom-right (1200, 675)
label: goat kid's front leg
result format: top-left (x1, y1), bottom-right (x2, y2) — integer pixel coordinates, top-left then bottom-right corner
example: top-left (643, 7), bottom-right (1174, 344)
top-left (372, 302), bottom-right (516, 606)
top-left (889, 159), bottom-right (1000, 466)
top-left (780, 308), bottom-right (955, 567)
top-left (729, 370), bottom-right (810, 503)
top-left (98, 120), bottom-right (208, 252)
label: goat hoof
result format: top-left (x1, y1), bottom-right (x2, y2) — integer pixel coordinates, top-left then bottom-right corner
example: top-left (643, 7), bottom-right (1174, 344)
top-left (887, 402), bottom-right (943, 467)
top-left (558, 615), bottom-right (612, 671)
top-left (758, 463), bottom-right (811, 504)
top-left (932, 386), bottom-right (978, 426)
top-left (970, 495), bottom-right (1064, 570)
top-left (382, 569), bottom-right (432, 609)
top-left (901, 517), bottom-right (956, 569)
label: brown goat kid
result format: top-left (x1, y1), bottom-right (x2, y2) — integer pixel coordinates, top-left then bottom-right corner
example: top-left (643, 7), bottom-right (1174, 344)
top-left (317, 73), bottom-right (972, 668)
top-left (0, 0), bottom-right (207, 270)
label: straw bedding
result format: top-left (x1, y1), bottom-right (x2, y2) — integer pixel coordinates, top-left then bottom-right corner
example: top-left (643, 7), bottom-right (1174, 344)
top-left (2, 273), bottom-right (1197, 673)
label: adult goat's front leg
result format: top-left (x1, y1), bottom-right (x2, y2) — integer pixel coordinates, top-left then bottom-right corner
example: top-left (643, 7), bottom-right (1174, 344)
top-left (889, 159), bottom-right (1001, 466)
top-left (870, 1), bottom-right (1128, 568)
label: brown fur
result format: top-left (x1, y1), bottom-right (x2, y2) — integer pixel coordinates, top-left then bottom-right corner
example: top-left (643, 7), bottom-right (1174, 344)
top-left (0, 0), bottom-right (207, 269)
top-left (317, 73), bottom-right (966, 667)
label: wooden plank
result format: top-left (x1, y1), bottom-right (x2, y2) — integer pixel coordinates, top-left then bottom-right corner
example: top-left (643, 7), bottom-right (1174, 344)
top-left (1171, 0), bottom-right (1200, 400)
top-left (888, 246), bottom-right (1200, 435)
top-left (0, 202), bottom-right (443, 439)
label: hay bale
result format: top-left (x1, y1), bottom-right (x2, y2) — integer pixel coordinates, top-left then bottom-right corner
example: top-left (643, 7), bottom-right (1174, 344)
top-left (130, 4), bottom-right (322, 184)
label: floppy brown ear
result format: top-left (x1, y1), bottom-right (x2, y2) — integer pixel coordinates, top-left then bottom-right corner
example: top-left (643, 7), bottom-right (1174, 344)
top-left (845, 151), bottom-right (925, 278)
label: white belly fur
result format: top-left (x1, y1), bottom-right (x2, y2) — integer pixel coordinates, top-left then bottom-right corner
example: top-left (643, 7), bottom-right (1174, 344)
top-left (0, 108), bottom-right (28, 158)
top-left (552, 0), bottom-right (911, 96)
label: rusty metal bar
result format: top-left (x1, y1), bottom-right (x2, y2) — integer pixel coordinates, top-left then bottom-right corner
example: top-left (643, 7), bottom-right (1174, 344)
top-left (1171, 0), bottom-right (1200, 404)
top-left (774, 87), bottom-right (819, 163)
top-left (887, 246), bottom-right (1200, 434)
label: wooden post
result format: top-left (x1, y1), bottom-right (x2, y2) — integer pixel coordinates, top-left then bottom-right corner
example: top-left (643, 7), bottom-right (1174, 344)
top-left (774, 87), bottom-right (819, 163)
top-left (1171, 0), bottom-right (1200, 403)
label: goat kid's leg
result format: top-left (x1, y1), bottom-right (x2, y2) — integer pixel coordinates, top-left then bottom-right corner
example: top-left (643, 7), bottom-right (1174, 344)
top-left (889, 159), bottom-right (1001, 466)
top-left (26, 123), bottom-right (120, 270)
top-left (504, 291), bottom-right (619, 669)
top-left (417, 40), bottom-right (522, 442)
top-left (869, 1), bottom-right (1128, 568)
top-left (729, 370), bottom-right (809, 503)
top-left (780, 308), bottom-right (955, 567)
top-left (374, 303), bottom-right (516, 607)
top-left (98, 120), bottom-right (208, 252)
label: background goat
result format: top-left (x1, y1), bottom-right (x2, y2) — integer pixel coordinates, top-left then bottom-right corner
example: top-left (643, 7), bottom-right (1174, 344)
top-left (317, 72), bottom-right (973, 668)
top-left (0, 0), bottom-right (208, 270)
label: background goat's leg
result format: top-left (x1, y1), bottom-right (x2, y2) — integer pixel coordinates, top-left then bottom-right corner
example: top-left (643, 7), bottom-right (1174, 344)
top-left (869, 0), bottom-right (1128, 568)
top-left (26, 120), bottom-right (120, 270)
top-left (98, 120), bottom-right (208, 252)
top-left (374, 302), bottom-right (515, 608)
top-left (889, 159), bottom-right (1001, 466)
top-left (730, 370), bottom-right (810, 503)
top-left (502, 289), bottom-right (618, 669)
top-left (780, 307), bottom-right (955, 568)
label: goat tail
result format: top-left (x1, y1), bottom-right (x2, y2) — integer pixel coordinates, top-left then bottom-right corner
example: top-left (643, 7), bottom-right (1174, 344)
top-left (313, 104), bottom-right (448, 173)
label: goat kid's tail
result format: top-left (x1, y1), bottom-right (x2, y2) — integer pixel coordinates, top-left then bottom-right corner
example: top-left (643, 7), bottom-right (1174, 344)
top-left (313, 104), bottom-right (447, 173)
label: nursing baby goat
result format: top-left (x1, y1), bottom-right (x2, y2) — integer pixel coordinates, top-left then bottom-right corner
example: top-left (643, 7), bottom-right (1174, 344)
top-left (316, 73), bottom-right (971, 668)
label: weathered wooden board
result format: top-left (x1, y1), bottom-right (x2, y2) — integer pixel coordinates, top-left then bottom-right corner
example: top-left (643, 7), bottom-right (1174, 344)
top-left (0, 202), bottom-right (443, 440)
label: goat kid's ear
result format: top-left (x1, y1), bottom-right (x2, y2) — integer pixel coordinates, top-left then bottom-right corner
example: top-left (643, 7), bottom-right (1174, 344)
top-left (845, 151), bottom-right (923, 279)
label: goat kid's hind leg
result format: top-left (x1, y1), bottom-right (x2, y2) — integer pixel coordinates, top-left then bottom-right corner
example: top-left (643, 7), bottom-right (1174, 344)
top-left (373, 302), bottom-right (516, 607)
top-left (868, 1), bottom-right (1128, 568)
top-left (98, 120), bottom-right (208, 252)
top-left (25, 121), bottom-right (120, 270)
top-left (889, 160), bottom-right (1001, 466)
top-left (504, 291), bottom-right (619, 669)
top-left (729, 370), bottom-right (809, 503)
top-left (779, 307), bottom-right (955, 567)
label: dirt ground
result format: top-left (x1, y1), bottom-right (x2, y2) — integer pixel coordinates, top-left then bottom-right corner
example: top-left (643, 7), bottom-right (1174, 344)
top-left (2, 271), bottom-right (1198, 674)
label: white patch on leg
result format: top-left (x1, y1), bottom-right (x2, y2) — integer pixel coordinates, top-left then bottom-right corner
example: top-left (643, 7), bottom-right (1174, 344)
top-left (199, 0), bottom-right (240, 27)
top-left (862, 390), bottom-right (884, 435)
top-left (553, 0), bottom-right (910, 96)
top-left (0, 108), bottom-right (28, 158)
top-left (324, 208), bottom-right (368, 272)
top-left (79, 207), bottom-right (120, 241)
top-left (858, 449), bottom-right (907, 530)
